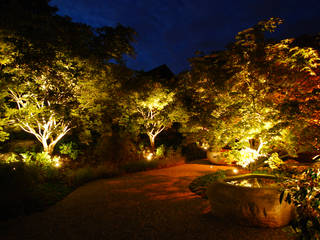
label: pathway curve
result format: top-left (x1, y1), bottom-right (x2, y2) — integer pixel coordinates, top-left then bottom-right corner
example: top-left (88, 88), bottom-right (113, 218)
top-left (0, 163), bottom-right (291, 240)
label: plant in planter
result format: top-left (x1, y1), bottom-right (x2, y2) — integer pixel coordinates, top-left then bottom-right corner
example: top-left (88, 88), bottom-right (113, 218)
top-left (279, 168), bottom-right (320, 239)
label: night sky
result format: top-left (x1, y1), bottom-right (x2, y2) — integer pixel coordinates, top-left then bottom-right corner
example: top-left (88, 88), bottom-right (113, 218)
top-left (50, 0), bottom-right (320, 74)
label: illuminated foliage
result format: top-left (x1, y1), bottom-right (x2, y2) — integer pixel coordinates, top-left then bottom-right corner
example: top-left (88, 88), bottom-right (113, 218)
top-left (7, 89), bottom-right (71, 155)
top-left (0, 0), bottom-right (136, 147)
top-left (182, 18), bottom-right (320, 168)
top-left (119, 82), bottom-right (188, 149)
top-left (280, 168), bottom-right (320, 239)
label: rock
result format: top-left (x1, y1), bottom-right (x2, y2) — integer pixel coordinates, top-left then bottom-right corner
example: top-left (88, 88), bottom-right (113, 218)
top-left (207, 174), bottom-right (296, 228)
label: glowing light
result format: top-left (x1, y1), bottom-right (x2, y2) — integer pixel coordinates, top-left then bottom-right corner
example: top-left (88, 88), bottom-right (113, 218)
top-left (210, 165), bottom-right (213, 168)
top-left (233, 168), bottom-right (239, 174)
top-left (53, 156), bottom-right (61, 168)
top-left (236, 141), bottom-right (266, 168)
top-left (200, 142), bottom-right (209, 150)
top-left (146, 153), bottom-right (153, 161)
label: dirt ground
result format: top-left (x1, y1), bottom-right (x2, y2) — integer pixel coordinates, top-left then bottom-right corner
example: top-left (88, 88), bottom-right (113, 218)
top-left (0, 163), bottom-right (291, 240)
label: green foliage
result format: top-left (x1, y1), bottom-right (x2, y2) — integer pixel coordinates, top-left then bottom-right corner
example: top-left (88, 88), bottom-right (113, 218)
top-left (0, 0), bottom-right (139, 221)
top-left (0, 161), bottom-right (68, 220)
top-left (65, 167), bottom-right (94, 187)
top-left (264, 153), bottom-right (284, 169)
top-left (65, 162), bottom-right (120, 187)
top-left (0, 117), bottom-right (9, 142)
top-left (182, 17), bottom-right (320, 169)
top-left (0, 0), bottom-right (136, 150)
top-left (6, 153), bottom-right (19, 163)
top-left (121, 160), bottom-right (158, 173)
top-left (6, 151), bottom-right (58, 169)
top-left (33, 152), bottom-right (52, 167)
top-left (59, 142), bottom-right (80, 160)
top-left (121, 147), bottom-right (185, 173)
top-left (119, 82), bottom-right (189, 148)
top-left (280, 168), bottom-right (320, 240)
top-left (156, 145), bottom-right (166, 157)
top-left (181, 143), bottom-right (206, 162)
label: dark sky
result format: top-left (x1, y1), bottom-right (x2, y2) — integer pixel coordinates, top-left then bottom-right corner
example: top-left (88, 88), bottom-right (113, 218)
top-left (50, 0), bottom-right (320, 74)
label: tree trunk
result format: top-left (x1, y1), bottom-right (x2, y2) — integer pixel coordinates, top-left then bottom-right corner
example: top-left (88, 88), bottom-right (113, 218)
top-left (148, 134), bottom-right (156, 151)
top-left (43, 142), bottom-right (55, 155)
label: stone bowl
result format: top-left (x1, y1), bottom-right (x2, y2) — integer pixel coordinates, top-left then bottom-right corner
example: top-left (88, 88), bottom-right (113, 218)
top-left (207, 174), bottom-right (296, 228)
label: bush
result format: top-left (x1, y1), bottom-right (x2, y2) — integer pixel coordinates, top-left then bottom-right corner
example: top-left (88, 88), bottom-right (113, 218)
top-left (121, 160), bottom-right (158, 173)
top-left (93, 133), bottom-right (141, 165)
top-left (0, 161), bottom-right (66, 220)
top-left (122, 147), bottom-right (185, 173)
top-left (280, 168), bottom-right (320, 239)
top-left (65, 162), bottom-right (121, 187)
top-left (65, 167), bottom-right (95, 187)
top-left (182, 143), bottom-right (206, 162)
top-left (59, 142), bottom-right (80, 160)
top-left (156, 145), bottom-right (165, 157)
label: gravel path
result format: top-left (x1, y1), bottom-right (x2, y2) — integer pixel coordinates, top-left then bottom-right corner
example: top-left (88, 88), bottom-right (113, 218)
top-left (0, 163), bottom-right (291, 240)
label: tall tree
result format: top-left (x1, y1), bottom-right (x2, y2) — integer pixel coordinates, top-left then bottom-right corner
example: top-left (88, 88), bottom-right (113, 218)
top-left (0, 0), bottom-right (136, 151)
top-left (182, 18), bottom-right (320, 167)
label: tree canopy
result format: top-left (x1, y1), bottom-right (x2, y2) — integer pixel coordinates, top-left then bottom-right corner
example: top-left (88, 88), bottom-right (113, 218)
top-left (181, 18), bottom-right (320, 167)
top-left (0, 0), bottom-right (136, 152)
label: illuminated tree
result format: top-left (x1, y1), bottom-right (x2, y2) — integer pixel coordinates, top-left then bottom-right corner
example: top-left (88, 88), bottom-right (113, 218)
top-left (0, 0), bottom-right (136, 147)
top-left (8, 89), bottom-right (71, 155)
top-left (119, 82), bottom-right (188, 150)
top-left (183, 18), bottom-right (320, 167)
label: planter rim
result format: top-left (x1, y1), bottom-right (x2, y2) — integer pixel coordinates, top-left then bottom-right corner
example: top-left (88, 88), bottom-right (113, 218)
top-left (219, 173), bottom-right (280, 190)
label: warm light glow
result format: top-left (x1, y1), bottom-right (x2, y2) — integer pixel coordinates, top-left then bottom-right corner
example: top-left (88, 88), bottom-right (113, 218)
top-left (146, 153), bottom-right (153, 161)
top-left (233, 168), bottom-right (239, 174)
top-left (200, 142), bottom-right (209, 150)
top-left (237, 147), bottom-right (259, 168)
top-left (237, 141), bottom-right (265, 168)
top-left (53, 156), bottom-right (61, 168)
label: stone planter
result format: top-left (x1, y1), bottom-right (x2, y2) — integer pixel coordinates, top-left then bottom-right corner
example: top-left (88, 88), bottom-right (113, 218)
top-left (207, 174), bottom-right (295, 228)
top-left (206, 150), bottom-right (227, 165)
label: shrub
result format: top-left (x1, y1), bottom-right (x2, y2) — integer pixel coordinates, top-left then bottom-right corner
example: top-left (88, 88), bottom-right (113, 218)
top-left (65, 162), bottom-right (120, 187)
top-left (59, 142), bottom-right (80, 160)
top-left (156, 145), bottom-right (165, 157)
top-left (121, 160), bottom-right (158, 173)
top-left (182, 143), bottom-right (206, 162)
top-left (0, 160), bottom-right (65, 220)
top-left (65, 167), bottom-right (95, 187)
top-left (280, 168), bottom-right (320, 240)
top-left (93, 133), bottom-right (141, 165)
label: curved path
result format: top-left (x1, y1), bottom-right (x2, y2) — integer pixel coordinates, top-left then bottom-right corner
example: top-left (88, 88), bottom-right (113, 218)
top-left (1, 163), bottom-right (290, 240)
